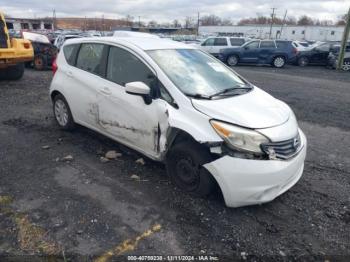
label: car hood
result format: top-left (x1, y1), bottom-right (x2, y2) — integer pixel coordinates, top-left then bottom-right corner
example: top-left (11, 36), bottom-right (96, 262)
top-left (191, 87), bottom-right (291, 129)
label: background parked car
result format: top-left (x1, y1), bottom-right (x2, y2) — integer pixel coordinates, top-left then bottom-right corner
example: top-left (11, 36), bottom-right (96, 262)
top-left (327, 45), bottom-right (350, 71)
top-left (295, 42), bottom-right (342, 67)
top-left (54, 34), bottom-right (83, 50)
top-left (199, 37), bottom-right (249, 57)
top-left (292, 41), bottom-right (311, 51)
top-left (218, 40), bottom-right (298, 68)
top-left (23, 32), bottom-right (57, 70)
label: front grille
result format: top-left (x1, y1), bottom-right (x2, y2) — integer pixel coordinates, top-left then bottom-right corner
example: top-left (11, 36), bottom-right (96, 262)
top-left (261, 133), bottom-right (301, 160)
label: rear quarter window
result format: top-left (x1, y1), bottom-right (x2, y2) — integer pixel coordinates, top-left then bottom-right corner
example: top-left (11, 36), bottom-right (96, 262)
top-left (63, 44), bottom-right (79, 66)
top-left (260, 41), bottom-right (276, 48)
top-left (76, 43), bottom-right (105, 76)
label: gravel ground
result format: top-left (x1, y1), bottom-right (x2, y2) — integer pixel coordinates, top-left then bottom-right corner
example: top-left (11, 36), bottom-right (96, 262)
top-left (0, 66), bottom-right (349, 262)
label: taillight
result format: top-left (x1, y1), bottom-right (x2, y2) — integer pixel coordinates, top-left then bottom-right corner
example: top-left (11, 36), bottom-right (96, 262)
top-left (52, 58), bottom-right (58, 75)
top-left (293, 48), bottom-right (299, 55)
top-left (23, 42), bottom-right (31, 49)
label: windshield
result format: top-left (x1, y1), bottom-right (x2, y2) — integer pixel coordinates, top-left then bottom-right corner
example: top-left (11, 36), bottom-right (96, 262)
top-left (147, 49), bottom-right (247, 97)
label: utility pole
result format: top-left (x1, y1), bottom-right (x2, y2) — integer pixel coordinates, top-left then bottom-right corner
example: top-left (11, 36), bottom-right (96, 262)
top-left (139, 16), bottom-right (141, 28)
top-left (279, 10), bottom-right (287, 39)
top-left (269, 7), bottom-right (277, 39)
top-left (337, 7), bottom-right (350, 70)
top-left (101, 14), bottom-right (104, 32)
top-left (197, 12), bottom-right (200, 36)
top-left (52, 9), bottom-right (56, 31)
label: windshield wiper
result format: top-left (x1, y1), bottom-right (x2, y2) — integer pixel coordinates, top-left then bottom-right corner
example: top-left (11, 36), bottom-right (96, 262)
top-left (209, 85), bottom-right (252, 99)
top-left (185, 93), bottom-right (212, 100)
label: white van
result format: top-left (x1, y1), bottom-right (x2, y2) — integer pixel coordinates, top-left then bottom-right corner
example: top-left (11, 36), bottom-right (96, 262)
top-left (50, 36), bottom-right (307, 207)
top-left (199, 37), bottom-right (249, 57)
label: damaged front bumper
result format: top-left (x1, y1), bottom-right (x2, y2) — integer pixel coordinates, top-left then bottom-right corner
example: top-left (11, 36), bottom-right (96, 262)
top-left (203, 130), bottom-right (307, 208)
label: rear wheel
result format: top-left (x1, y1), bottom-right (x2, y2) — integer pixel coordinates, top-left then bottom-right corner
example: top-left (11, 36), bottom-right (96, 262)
top-left (53, 94), bottom-right (76, 130)
top-left (298, 56), bottom-right (309, 67)
top-left (272, 56), bottom-right (286, 68)
top-left (166, 140), bottom-right (215, 197)
top-left (6, 63), bottom-right (25, 80)
top-left (227, 55), bottom-right (239, 66)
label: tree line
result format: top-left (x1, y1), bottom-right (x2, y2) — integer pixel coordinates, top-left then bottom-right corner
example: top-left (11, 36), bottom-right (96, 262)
top-left (200, 13), bottom-right (348, 26)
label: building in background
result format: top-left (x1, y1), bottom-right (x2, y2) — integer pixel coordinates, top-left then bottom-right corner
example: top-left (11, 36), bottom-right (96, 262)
top-left (199, 25), bottom-right (346, 42)
top-left (5, 18), bottom-right (54, 31)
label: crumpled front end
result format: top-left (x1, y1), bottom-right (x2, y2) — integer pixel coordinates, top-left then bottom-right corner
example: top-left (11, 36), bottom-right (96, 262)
top-left (204, 130), bottom-right (307, 208)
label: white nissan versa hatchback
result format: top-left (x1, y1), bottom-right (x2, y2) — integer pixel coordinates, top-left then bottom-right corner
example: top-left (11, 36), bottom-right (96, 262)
top-left (50, 36), bottom-right (307, 208)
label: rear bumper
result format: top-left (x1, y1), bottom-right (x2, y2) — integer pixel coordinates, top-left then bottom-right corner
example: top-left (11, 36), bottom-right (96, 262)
top-left (204, 130), bottom-right (307, 208)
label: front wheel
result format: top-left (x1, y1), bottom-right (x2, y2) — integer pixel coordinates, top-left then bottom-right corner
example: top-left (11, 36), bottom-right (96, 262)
top-left (342, 61), bottom-right (350, 71)
top-left (227, 55), bottom-right (239, 66)
top-left (272, 56), bottom-right (286, 68)
top-left (53, 94), bottom-right (76, 130)
top-left (165, 140), bottom-right (215, 197)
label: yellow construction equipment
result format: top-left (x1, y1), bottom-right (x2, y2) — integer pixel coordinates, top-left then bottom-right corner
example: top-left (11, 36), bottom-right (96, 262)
top-left (0, 12), bottom-right (34, 80)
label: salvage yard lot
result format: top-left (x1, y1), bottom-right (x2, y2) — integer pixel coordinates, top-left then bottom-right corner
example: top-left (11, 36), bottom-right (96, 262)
top-left (0, 66), bottom-right (350, 260)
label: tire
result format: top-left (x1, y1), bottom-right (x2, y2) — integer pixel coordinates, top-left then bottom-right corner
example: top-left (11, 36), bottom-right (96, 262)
top-left (272, 56), bottom-right (286, 68)
top-left (165, 140), bottom-right (215, 197)
top-left (342, 61), bottom-right (350, 71)
top-left (34, 55), bottom-right (45, 70)
top-left (298, 57), bottom-right (309, 67)
top-left (227, 55), bottom-right (239, 66)
top-left (52, 94), bottom-right (76, 130)
top-left (6, 63), bottom-right (25, 80)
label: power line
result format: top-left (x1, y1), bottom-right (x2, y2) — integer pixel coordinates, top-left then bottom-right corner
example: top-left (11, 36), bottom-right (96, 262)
top-left (279, 10), bottom-right (288, 39)
top-left (269, 7), bottom-right (277, 39)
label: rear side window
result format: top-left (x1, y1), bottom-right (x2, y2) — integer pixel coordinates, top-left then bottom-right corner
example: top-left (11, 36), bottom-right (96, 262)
top-left (260, 41), bottom-right (276, 48)
top-left (230, 38), bottom-right (245, 46)
top-left (76, 43), bottom-right (105, 75)
top-left (63, 44), bottom-right (79, 66)
top-left (107, 46), bottom-right (156, 87)
top-left (214, 38), bottom-right (228, 46)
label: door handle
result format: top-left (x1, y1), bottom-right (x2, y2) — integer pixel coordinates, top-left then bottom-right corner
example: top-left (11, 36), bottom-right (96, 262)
top-left (66, 71), bottom-right (73, 77)
top-left (100, 87), bottom-right (111, 96)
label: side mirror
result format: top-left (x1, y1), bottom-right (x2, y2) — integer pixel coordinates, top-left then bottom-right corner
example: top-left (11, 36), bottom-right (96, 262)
top-left (125, 81), bottom-right (152, 105)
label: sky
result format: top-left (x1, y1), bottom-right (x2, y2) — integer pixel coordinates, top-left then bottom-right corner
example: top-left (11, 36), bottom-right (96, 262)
top-left (1, 0), bottom-right (349, 23)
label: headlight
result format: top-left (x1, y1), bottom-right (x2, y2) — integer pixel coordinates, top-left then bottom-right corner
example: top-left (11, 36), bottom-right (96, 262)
top-left (210, 120), bottom-right (269, 154)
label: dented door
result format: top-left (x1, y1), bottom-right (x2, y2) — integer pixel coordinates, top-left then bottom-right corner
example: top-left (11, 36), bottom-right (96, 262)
top-left (93, 45), bottom-right (170, 158)
top-left (96, 79), bottom-right (168, 157)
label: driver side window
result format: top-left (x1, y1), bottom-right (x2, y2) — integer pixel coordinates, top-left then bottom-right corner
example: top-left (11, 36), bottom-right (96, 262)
top-left (107, 46), bottom-right (156, 89)
top-left (202, 38), bottom-right (215, 46)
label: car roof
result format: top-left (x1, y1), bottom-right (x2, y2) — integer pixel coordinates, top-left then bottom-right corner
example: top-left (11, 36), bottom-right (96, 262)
top-left (65, 36), bottom-right (195, 51)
